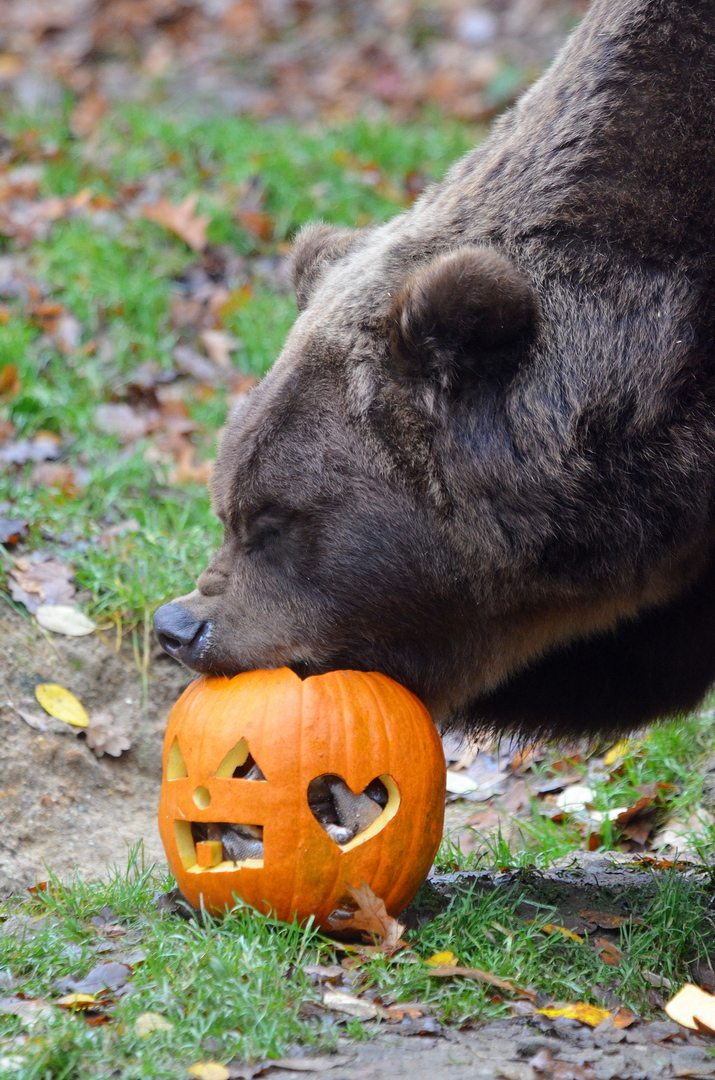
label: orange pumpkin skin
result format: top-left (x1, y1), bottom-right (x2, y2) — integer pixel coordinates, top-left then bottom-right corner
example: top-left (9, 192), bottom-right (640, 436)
top-left (158, 668), bottom-right (446, 925)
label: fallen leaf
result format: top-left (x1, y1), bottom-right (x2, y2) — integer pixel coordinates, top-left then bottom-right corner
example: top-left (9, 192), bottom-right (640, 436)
top-left (15, 702), bottom-right (48, 731)
top-left (143, 193), bottom-right (209, 252)
top-left (187, 1064), bottom-right (230, 1080)
top-left (445, 770), bottom-right (482, 795)
top-left (535, 1003), bottom-right (612, 1027)
top-left (301, 964), bottom-right (344, 981)
top-left (611, 1006), bottom-right (637, 1028)
top-left (56, 993), bottom-right (97, 1009)
top-left (386, 1003), bottom-right (426, 1020)
top-left (427, 965), bottom-right (536, 1000)
top-left (0, 55), bottom-right (24, 81)
top-left (540, 923), bottom-right (584, 943)
top-left (594, 937), bottom-right (623, 966)
top-left (236, 207), bottom-right (274, 242)
top-left (554, 785), bottom-right (596, 813)
top-left (35, 683), bottom-right (89, 727)
top-left (603, 739), bottom-right (632, 767)
top-left (134, 1011), bottom-right (174, 1036)
top-left (8, 552), bottom-right (74, 612)
top-left (0, 432), bottom-right (61, 465)
top-left (322, 989), bottom-right (380, 1020)
top-left (425, 950), bottom-right (458, 967)
top-left (57, 961), bottom-right (131, 996)
top-left (0, 363), bottom-right (20, 398)
top-left (167, 435), bottom-right (214, 485)
top-left (70, 93), bottom-right (106, 138)
top-left (328, 881), bottom-right (407, 954)
top-left (690, 963), bottom-right (715, 993)
top-left (577, 910), bottom-right (642, 930)
top-left (0, 995), bottom-right (52, 1022)
top-left (29, 462), bottom-right (85, 494)
top-left (200, 329), bottom-right (242, 369)
top-left (643, 970), bottom-right (675, 990)
top-left (665, 983), bottom-right (715, 1035)
top-left (235, 174), bottom-right (273, 243)
top-left (36, 605), bottom-right (96, 637)
top-left (85, 712), bottom-right (131, 758)
top-left (0, 513), bottom-right (27, 544)
top-left (94, 402), bottom-right (155, 441)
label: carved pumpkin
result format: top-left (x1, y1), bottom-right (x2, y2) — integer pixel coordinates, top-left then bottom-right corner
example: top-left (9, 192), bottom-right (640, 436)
top-left (158, 668), bottom-right (446, 925)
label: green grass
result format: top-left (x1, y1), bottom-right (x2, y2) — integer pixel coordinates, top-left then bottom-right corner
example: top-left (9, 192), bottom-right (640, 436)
top-left (0, 103), bottom-right (477, 628)
top-left (2, 846), bottom-right (715, 1078)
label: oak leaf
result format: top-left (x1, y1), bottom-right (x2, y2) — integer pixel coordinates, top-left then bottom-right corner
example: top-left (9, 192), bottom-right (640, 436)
top-left (143, 193), bottom-right (209, 251)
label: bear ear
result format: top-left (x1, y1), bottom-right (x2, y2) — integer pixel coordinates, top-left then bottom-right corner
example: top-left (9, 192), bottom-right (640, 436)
top-left (388, 246), bottom-right (537, 387)
top-left (291, 223), bottom-right (363, 311)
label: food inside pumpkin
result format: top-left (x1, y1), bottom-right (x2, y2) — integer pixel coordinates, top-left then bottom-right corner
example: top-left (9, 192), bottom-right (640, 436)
top-left (184, 775), bottom-right (390, 867)
top-left (308, 774), bottom-right (388, 844)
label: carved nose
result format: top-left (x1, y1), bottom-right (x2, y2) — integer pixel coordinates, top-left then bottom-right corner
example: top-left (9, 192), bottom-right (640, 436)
top-left (154, 603), bottom-right (210, 666)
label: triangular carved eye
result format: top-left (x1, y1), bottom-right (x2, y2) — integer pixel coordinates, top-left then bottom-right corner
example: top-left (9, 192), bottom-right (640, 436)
top-left (215, 738), bottom-right (266, 780)
top-left (166, 737), bottom-right (188, 780)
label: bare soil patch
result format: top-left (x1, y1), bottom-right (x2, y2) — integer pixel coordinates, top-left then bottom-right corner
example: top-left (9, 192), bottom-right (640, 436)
top-left (0, 603), bottom-right (190, 895)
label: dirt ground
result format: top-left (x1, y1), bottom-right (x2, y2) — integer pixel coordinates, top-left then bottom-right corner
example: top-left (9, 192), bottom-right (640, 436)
top-left (0, 602), bottom-right (191, 895)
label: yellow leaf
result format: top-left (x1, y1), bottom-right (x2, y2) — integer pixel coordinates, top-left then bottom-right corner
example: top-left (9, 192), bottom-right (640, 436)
top-left (535, 1003), bottom-right (611, 1027)
top-left (187, 1064), bottom-right (230, 1080)
top-left (603, 740), bottom-right (632, 767)
top-left (541, 923), bottom-right (584, 943)
top-left (56, 993), bottom-right (96, 1009)
top-left (35, 683), bottom-right (88, 727)
top-left (134, 1011), bottom-right (174, 1036)
top-left (425, 950), bottom-right (458, 967)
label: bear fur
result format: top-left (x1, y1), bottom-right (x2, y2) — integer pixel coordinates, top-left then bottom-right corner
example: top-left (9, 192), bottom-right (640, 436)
top-left (155, 0), bottom-right (715, 740)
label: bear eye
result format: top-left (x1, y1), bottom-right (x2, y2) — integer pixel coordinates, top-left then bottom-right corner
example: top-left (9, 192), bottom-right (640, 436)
top-left (243, 505), bottom-right (294, 553)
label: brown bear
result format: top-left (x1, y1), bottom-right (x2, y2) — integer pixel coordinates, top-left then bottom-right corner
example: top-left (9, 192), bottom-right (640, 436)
top-left (154, 0), bottom-right (715, 742)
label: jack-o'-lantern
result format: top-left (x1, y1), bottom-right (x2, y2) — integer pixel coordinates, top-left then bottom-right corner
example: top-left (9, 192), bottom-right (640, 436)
top-left (158, 668), bottom-right (446, 926)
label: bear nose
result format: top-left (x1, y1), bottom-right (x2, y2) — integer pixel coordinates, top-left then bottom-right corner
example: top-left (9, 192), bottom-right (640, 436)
top-left (154, 603), bottom-right (210, 665)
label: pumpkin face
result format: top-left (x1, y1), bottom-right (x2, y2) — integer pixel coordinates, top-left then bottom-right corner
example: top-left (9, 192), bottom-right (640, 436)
top-left (158, 668), bottom-right (446, 925)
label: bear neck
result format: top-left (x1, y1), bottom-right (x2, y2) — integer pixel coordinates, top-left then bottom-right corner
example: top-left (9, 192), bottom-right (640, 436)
top-left (428, 0), bottom-right (715, 267)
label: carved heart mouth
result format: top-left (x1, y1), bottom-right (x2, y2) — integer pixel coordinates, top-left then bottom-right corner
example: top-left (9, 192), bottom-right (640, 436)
top-left (307, 773), bottom-right (400, 850)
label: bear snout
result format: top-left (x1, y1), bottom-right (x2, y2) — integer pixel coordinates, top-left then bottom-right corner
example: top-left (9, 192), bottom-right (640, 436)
top-left (154, 602), bottom-right (211, 668)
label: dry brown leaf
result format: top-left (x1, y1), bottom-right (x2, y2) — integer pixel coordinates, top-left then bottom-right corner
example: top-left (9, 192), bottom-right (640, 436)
top-left (0, 995), bottom-right (52, 1022)
top-left (143, 193), bottom-right (209, 251)
top-left (8, 553), bottom-right (75, 613)
top-left (200, 328), bottom-right (242, 368)
top-left (29, 462), bottom-right (84, 495)
top-left (577, 910), bottom-right (642, 930)
top-left (322, 989), bottom-right (380, 1019)
top-left (94, 402), bottom-right (155, 441)
top-left (328, 881), bottom-right (407, 954)
top-left (167, 435), bottom-right (214, 485)
top-left (70, 92), bottom-right (107, 138)
top-left (611, 1006), bottom-right (637, 1028)
top-left (236, 207), bottom-right (274, 242)
top-left (594, 937), bottom-right (623, 966)
top-left (0, 363), bottom-right (20, 398)
top-left (85, 712), bottom-right (131, 758)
